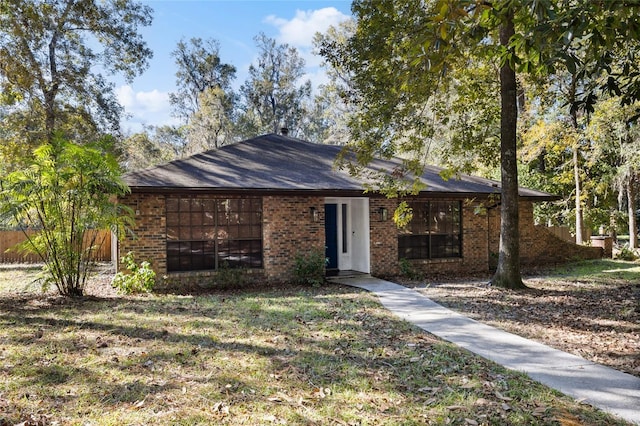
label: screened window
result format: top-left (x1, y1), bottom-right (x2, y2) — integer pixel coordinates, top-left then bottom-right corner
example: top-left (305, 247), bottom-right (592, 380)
top-left (398, 201), bottom-right (462, 260)
top-left (166, 196), bottom-right (262, 272)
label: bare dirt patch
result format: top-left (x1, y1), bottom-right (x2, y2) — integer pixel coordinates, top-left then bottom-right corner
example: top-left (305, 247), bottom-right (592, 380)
top-left (0, 262), bottom-right (118, 298)
top-left (410, 260), bottom-right (640, 378)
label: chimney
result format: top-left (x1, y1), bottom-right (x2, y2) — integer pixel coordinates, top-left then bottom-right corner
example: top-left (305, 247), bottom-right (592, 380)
top-left (280, 127), bottom-right (289, 136)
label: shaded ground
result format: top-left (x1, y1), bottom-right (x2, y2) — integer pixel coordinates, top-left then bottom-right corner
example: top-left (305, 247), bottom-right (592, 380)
top-left (409, 260), bottom-right (640, 379)
top-left (0, 263), bottom-right (633, 425)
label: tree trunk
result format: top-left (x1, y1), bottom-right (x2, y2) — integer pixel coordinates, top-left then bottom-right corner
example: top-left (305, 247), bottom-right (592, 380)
top-left (573, 145), bottom-right (584, 244)
top-left (491, 11), bottom-right (526, 290)
top-left (628, 176), bottom-right (638, 249)
top-left (45, 30), bottom-right (60, 142)
top-left (568, 74), bottom-right (584, 244)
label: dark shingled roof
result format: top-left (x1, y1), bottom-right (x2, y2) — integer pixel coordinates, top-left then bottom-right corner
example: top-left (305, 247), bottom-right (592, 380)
top-left (124, 133), bottom-right (556, 200)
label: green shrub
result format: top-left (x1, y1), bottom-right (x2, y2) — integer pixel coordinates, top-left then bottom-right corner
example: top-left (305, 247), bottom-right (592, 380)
top-left (112, 252), bottom-right (156, 294)
top-left (399, 258), bottom-right (423, 280)
top-left (214, 262), bottom-right (248, 288)
top-left (616, 244), bottom-right (637, 261)
top-left (294, 249), bottom-right (326, 286)
top-left (0, 137), bottom-right (133, 297)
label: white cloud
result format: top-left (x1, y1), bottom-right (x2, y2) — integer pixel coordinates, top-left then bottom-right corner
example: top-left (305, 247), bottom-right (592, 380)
top-left (264, 7), bottom-right (351, 89)
top-left (265, 7), bottom-right (349, 49)
top-left (303, 68), bottom-right (331, 90)
top-left (116, 85), bottom-right (177, 131)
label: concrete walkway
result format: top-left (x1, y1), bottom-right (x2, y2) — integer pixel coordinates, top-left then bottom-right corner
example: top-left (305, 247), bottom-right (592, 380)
top-left (330, 275), bottom-right (640, 425)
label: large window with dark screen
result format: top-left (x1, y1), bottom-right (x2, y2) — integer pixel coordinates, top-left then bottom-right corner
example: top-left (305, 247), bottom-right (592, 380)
top-left (166, 196), bottom-right (262, 272)
top-left (398, 201), bottom-right (461, 260)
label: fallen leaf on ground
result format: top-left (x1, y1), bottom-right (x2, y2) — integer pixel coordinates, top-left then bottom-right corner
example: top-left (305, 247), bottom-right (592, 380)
top-left (212, 401), bottom-right (229, 415)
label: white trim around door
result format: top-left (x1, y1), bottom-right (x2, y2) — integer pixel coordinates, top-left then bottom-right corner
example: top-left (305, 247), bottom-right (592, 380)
top-left (324, 197), bottom-right (370, 274)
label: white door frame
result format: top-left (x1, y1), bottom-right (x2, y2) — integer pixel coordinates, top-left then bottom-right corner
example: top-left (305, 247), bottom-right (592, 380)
top-left (324, 197), bottom-right (370, 273)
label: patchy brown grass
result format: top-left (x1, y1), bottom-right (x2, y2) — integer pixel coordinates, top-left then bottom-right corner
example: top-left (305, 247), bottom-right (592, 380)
top-left (412, 259), bottom-right (640, 379)
top-left (0, 263), bottom-right (634, 425)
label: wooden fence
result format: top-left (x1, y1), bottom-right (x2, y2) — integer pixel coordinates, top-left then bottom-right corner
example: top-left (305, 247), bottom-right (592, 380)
top-left (0, 230), bottom-right (112, 263)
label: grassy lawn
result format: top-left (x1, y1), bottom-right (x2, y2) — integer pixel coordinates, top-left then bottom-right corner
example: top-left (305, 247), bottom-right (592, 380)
top-left (0, 265), bottom-right (633, 425)
top-left (545, 258), bottom-right (640, 281)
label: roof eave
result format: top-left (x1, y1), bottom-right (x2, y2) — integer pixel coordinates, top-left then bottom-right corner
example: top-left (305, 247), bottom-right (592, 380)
top-left (125, 186), bottom-right (559, 202)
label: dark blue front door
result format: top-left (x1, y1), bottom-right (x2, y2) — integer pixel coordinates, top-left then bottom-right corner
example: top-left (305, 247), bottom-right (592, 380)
top-left (325, 204), bottom-right (338, 270)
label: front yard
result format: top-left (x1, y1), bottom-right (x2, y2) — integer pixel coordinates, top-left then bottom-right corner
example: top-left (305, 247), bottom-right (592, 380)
top-left (0, 263), bottom-right (634, 425)
top-left (413, 259), bottom-right (640, 379)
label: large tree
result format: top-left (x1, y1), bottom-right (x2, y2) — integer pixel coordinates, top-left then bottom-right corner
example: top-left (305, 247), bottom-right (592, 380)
top-left (518, 69), bottom-right (623, 241)
top-left (0, 0), bottom-right (153, 144)
top-left (313, 19), bottom-right (358, 146)
top-left (186, 86), bottom-right (234, 153)
top-left (520, 119), bottom-right (582, 227)
top-left (238, 33), bottom-right (312, 138)
top-left (588, 98), bottom-right (640, 249)
top-left (169, 37), bottom-right (236, 152)
top-left (319, 0), bottom-right (527, 287)
top-left (120, 127), bottom-right (177, 171)
top-left (320, 0), bottom-right (640, 288)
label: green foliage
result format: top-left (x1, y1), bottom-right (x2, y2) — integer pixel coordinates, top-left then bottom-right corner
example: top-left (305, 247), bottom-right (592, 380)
top-left (398, 258), bottom-right (423, 281)
top-left (293, 249), bottom-right (326, 286)
top-left (112, 252), bottom-right (156, 294)
top-left (0, 0), bottom-right (153, 141)
top-left (170, 37), bottom-right (237, 121)
top-left (312, 19), bottom-right (361, 145)
top-left (0, 136), bottom-right (133, 297)
top-left (186, 87), bottom-right (235, 152)
top-left (213, 262), bottom-right (248, 289)
top-left (436, 60), bottom-right (501, 174)
top-left (393, 201), bottom-right (413, 228)
top-left (238, 33), bottom-right (312, 138)
top-left (169, 37), bottom-right (237, 153)
top-left (519, 118), bottom-right (586, 229)
top-left (120, 128), bottom-right (177, 172)
top-left (320, 0), bottom-right (640, 289)
top-left (616, 245), bottom-right (638, 261)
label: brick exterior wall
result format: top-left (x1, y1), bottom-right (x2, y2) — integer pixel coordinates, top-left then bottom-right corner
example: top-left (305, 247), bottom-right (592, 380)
top-left (118, 193), bottom-right (167, 273)
top-left (488, 205), bottom-right (501, 269)
top-left (262, 195), bottom-right (325, 282)
top-left (381, 198), bottom-right (602, 279)
top-left (488, 201), bottom-right (602, 270)
top-left (384, 198), bottom-right (492, 278)
top-left (369, 198), bottom-right (400, 276)
top-left (118, 193), bottom-right (603, 289)
top-left (517, 202), bottom-right (603, 264)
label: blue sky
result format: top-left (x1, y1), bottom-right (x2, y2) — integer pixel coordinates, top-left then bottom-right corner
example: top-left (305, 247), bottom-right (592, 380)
top-left (116, 0), bottom-right (352, 133)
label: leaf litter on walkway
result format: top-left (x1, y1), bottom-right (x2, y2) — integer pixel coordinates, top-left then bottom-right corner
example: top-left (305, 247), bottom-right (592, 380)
top-left (413, 259), bottom-right (640, 378)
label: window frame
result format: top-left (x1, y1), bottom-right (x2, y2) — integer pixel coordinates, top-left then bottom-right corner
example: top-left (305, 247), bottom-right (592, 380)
top-left (398, 200), bottom-right (462, 260)
top-left (166, 196), bottom-right (263, 272)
